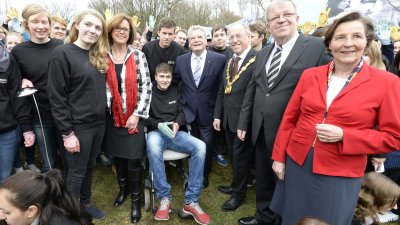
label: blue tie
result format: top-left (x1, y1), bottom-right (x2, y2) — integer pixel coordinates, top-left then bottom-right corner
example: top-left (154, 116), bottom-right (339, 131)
top-left (193, 57), bottom-right (201, 87)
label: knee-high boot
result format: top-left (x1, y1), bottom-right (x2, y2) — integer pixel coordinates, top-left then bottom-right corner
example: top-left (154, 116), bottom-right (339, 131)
top-left (114, 161), bottom-right (130, 207)
top-left (128, 167), bottom-right (142, 223)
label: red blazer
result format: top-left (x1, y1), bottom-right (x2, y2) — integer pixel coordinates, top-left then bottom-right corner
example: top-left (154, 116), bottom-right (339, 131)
top-left (272, 63), bottom-right (400, 178)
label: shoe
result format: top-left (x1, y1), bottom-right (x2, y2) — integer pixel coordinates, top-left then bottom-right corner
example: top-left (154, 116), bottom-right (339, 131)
top-left (218, 185), bottom-right (232, 194)
top-left (154, 197), bottom-right (171, 221)
top-left (99, 153), bottom-right (112, 166)
top-left (222, 197), bottom-right (243, 211)
top-left (238, 216), bottom-right (266, 225)
top-left (203, 177), bottom-right (209, 189)
top-left (128, 168), bottom-right (142, 223)
top-left (181, 202), bottom-right (211, 225)
top-left (214, 154), bottom-right (228, 166)
top-left (378, 211), bottom-right (399, 223)
top-left (84, 205), bottom-right (106, 220)
top-left (25, 163), bottom-right (41, 173)
top-left (113, 178), bottom-right (129, 207)
top-left (14, 167), bottom-right (24, 173)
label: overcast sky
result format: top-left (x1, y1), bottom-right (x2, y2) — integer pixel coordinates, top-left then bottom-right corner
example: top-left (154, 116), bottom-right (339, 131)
top-left (1, 0), bottom-right (327, 24)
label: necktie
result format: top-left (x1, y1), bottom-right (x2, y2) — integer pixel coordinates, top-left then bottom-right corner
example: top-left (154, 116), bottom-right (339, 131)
top-left (231, 57), bottom-right (241, 80)
top-left (193, 57), bottom-right (201, 87)
top-left (267, 46), bottom-right (282, 88)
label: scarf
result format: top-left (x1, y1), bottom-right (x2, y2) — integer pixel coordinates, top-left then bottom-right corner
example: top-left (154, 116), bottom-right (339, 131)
top-left (106, 53), bottom-right (138, 134)
top-left (0, 42), bottom-right (10, 73)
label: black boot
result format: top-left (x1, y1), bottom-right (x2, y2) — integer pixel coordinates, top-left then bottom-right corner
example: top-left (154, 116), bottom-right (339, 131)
top-left (114, 161), bottom-right (130, 207)
top-left (128, 167), bottom-right (142, 223)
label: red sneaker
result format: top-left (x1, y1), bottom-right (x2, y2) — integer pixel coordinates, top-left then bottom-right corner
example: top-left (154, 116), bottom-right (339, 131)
top-left (182, 202), bottom-right (211, 225)
top-left (154, 197), bottom-right (171, 221)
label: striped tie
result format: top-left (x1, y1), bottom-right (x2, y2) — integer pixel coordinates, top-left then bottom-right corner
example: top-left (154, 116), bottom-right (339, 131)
top-left (193, 57), bottom-right (201, 87)
top-left (266, 46), bottom-right (282, 88)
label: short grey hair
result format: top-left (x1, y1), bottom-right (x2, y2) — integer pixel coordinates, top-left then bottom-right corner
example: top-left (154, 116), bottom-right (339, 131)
top-left (266, 0), bottom-right (297, 21)
top-left (227, 22), bottom-right (251, 36)
top-left (187, 25), bottom-right (206, 40)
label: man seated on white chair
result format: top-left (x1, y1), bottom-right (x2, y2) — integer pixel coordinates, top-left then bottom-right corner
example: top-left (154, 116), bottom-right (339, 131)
top-left (146, 63), bottom-right (211, 224)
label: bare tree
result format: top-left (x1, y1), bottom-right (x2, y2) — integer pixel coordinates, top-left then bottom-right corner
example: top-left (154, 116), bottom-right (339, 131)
top-left (40, 0), bottom-right (77, 21)
top-left (238, 0), bottom-right (271, 19)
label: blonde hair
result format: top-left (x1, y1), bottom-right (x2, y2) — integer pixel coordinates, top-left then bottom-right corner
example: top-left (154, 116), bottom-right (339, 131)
top-left (51, 15), bottom-right (67, 28)
top-left (66, 9), bottom-right (109, 72)
top-left (364, 40), bottom-right (386, 70)
top-left (5, 32), bottom-right (23, 43)
top-left (22, 4), bottom-right (51, 33)
top-left (354, 172), bottom-right (400, 223)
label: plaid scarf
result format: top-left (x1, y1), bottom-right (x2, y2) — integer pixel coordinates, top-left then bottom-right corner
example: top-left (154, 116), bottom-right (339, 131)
top-left (0, 42), bottom-right (10, 73)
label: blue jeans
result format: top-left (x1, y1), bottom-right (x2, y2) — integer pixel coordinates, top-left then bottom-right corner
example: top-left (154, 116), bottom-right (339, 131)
top-left (0, 127), bottom-right (20, 183)
top-left (32, 118), bottom-right (58, 172)
top-left (147, 130), bottom-right (206, 204)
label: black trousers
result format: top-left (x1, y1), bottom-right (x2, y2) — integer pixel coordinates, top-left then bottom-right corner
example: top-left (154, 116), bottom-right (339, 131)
top-left (254, 129), bottom-right (281, 225)
top-left (190, 118), bottom-right (214, 177)
top-left (65, 123), bottom-right (105, 205)
top-left (225, 125), bottom-right (254, 201)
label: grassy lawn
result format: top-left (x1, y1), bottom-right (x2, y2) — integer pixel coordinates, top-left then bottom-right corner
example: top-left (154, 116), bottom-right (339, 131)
top-left (90, 161), bottom-right (399, 225)
top-left (91, 160), bottom-right (256, 225)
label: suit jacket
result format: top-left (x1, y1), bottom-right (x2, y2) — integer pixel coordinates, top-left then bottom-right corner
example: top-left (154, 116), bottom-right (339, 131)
top-left (174, 50), bottom-right (226, 126)
top-left (214, 49), bottom-right (257, 133)
top-left (238, 33), bottom-right (331, 148)
top-left (272, 64), bottom-right (400, 177)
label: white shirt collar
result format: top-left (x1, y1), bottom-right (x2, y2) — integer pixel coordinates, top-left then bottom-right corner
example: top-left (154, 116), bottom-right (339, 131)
top-left (191, 50), bottom-right (207, 61)
top-left (277, 32), bottom-right (299, 49)
top-left (234, 46), bottom-right (252, 60)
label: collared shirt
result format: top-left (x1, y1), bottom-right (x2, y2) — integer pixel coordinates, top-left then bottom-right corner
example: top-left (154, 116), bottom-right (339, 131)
top-left (191, 50), bottom-right (207, 77)
top-left (233, 46), bottom-right (252, 69)
top-left (265, 32), bottom-right (300, 73)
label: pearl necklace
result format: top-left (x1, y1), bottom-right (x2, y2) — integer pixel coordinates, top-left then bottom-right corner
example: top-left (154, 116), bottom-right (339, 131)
top-left (111, 47), bottom-right (127, 62)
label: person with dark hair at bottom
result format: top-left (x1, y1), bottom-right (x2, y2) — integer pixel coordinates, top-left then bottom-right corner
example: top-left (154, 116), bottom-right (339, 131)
top-left (0, 170), bottom-right (93, 225)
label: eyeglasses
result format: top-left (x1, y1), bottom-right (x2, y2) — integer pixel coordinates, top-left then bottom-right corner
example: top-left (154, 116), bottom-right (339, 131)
top-left (114, 27), bottom-right (130, 33)
top-left (267, 12), bottom-right (297, 23)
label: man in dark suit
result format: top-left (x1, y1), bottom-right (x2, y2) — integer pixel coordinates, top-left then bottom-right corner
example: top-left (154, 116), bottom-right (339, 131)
top-left (237, 0), bottom-right (332, 225)
top-left (213, 22), bottom-right (256, 211)
top-left (174, 25), bottom-right (226, 188)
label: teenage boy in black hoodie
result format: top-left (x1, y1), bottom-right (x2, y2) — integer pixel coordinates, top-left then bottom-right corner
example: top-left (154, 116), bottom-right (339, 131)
top-left (145, 63), bottom-right (211, 224)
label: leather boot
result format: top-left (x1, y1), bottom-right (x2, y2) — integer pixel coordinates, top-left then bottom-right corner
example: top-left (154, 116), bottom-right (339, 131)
top-left (128, 167), bottom-right (142, 223)
top-left (114, 162), bottom-right (130, 207)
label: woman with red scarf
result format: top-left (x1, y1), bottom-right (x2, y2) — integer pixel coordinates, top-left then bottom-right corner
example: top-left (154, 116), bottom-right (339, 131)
top-left (104, 14), bottom-right (151, 224)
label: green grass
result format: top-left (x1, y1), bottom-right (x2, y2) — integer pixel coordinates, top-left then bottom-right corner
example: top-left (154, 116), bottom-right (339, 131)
top-left (91, 161), bottom-right (256, 225)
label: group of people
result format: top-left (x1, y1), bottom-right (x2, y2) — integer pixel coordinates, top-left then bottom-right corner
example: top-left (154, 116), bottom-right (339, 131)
top-left (1, 0), bottom-right (400, 225)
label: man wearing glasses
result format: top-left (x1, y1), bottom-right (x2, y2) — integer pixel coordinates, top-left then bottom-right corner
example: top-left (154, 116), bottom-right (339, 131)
top-left (237, 0), bottom-right (331, 224)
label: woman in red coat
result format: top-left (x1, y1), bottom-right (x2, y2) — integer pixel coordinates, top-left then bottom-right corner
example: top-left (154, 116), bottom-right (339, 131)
top-left (270, 11), bottom-right (400, 225)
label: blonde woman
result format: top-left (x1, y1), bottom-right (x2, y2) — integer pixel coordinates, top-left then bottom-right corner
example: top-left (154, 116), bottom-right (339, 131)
top-left (363, 40), bottom-right (386, 70)
top-left (12, 4), bottom-right (63, 173)
top-left (48, 9), bottom-right (109, 220)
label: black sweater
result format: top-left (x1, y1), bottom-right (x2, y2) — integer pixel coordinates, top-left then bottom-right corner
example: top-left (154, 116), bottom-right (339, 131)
top-left (145, 85), bottom-right (185, 131)
top-left (48, 44), bottom-right (106, 135)
top-left (11, 39), bottom-right (63, 120)
top-left (0, 55), bottom-right (32, 133)
top-left (142, 40), bottom-right (186, 81)
top-left (208, 45), bottom-right (233, 60)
